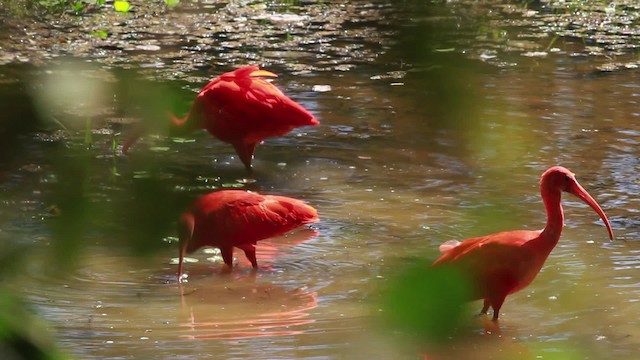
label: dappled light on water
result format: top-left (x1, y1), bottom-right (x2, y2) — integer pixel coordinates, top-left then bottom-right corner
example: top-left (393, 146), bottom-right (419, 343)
top-left (1, 1), bottom-right (640, 359)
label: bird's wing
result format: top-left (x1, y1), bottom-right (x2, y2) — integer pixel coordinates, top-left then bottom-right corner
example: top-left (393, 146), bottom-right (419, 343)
top-left (433, 230), bottom-right (545, 297)
top-left (248, 80), bottom-right (316, 121)
top-left (199, 66), bottom-right (261, 93)
top-left (433, 230), bottom-right (541, 265)
top-left (214, 194), bottom-right (318, 245)
top-left (439, 240), bottom-right (461, 253)
top-left (195, 67), bottom-right (318, 144)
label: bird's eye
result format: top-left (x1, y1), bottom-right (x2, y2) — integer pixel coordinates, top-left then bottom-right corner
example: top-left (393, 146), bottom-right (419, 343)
top-left (564, 175), bottom-right (571, 182)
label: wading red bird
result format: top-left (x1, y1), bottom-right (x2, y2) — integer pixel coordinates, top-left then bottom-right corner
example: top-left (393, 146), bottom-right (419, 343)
top-left (123, 65), bottom-right (319, 171)
top-left (177, 190), bottom-right (319, 281)
top-left (432, 166), bottom-right (614, 320)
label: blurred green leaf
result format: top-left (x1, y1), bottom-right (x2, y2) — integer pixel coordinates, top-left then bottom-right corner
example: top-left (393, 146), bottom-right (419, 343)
top-left (381, 261), bottom-right (473, 345)
top-left (120, 176), bottom-right (180, 256)
top-left (89, 30), bottom-right (108, 39)
top-left (164, 0), bottom-right (180, 7)
top-left (0, 290), bottom-right (69, 360)
top-left (70, 2), bottom-right (83, 12)
top-left (114, 0), bottom-right (130, 12)
top-left (47, 149), bottom-right (93, 271)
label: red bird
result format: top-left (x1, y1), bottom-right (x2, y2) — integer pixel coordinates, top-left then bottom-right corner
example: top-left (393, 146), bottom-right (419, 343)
top-left (177, 190), bottom-right (319, 280)
top-left (123, 65), bottom-right (320, 170)
top-left (432, 166), bottom-right (614, 320)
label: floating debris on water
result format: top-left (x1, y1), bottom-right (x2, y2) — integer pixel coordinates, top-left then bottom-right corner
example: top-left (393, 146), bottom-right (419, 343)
top-left (522, 51), bottom-right (548, 57)
top-left (170, 257), bottom-right (198, 265)
top-left (312, 85), bottom-right (332, 92)
top-left (149, 147), bottom-right (170, 152)
top-left (134, 44), bottom-right (161, 51)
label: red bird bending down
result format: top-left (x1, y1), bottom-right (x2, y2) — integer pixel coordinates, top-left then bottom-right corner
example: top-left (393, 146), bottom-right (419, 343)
top-left (123, 65), bottom-right (319, 171)
top-left (432, 166), bottom-right (614, 321)
top-left (177, 190), bottom-right (319, 281)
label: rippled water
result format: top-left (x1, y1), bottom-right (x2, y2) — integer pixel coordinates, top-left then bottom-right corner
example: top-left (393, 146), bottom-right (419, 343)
top-left (1, 1), bottom-right (640, 359)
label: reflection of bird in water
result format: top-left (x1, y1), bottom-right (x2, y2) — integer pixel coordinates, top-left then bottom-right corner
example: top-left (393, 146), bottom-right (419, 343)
top-left (432, 166), bottom-right (613, 320)
top-left (177, 190), bottom-right (319, 281)
top-left (419, 318), bottom-right (532, 360)
top-left (123, 65), bottom-right (320, 171)
top-left (178, 279), bottom-right (318, 339)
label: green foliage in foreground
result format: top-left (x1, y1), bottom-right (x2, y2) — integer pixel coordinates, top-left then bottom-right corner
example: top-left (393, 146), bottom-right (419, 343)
top-left (0, 290), bottom-right (69, 360)
top-left (381, 262), bottom-right (473, 345)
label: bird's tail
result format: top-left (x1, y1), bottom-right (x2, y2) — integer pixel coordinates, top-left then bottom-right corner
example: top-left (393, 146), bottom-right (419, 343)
top-left (282, 198), bottom-right (319, 225)
top-left (298, 202), bottom-right (319, 225)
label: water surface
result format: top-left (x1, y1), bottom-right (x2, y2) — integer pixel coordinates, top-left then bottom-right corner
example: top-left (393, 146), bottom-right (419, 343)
top-left (1, 1), bottom-right (639, 359)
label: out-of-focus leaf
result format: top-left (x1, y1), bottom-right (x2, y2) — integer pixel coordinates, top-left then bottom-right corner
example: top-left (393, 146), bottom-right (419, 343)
top-left (70, 2), bottom-right (83, 12)
top-left (381, 261), bottom-right (473, 345)
top-left (119, 176), bottom-right (180, 256)
top-left (0, 290), bottom-right (69, 360)
top-left (47, 149), bottom-right (92, 271)
top-left (114, 1), bottom-right (130, 12)
top-left (89, 30), bottom-right (108, 39)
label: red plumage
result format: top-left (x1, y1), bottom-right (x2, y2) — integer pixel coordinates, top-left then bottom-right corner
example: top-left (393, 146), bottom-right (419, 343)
top-left (432, 166), bottom-right (614, 320)
top-left (177, 190), bottom-right (319, 280)
top-left (124, 65), bottom-right (319, 170)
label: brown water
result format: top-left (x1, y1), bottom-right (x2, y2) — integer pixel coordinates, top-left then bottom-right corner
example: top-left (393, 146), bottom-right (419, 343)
top-left (1, 1), bottom-right (640, 359)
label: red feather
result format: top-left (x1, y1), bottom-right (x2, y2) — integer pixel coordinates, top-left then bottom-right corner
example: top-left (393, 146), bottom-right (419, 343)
top-left (177, 190), bottom-right (318, 280)
top-left (431, 166), bottom-right (613, 320)
top-left (123, 65), bottom-right (319, 171)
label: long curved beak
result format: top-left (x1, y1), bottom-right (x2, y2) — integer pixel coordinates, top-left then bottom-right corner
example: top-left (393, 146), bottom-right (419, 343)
top-left (250, 69), bottom-right (278, 78)
top-left (568, 180), bottom-right (614, 241)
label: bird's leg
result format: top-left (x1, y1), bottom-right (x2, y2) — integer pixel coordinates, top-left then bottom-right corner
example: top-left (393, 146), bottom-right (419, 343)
top-left (232, 142), bottom-right (257, 171)
top-left (237, 243), bottom-right (258, 268)
top-left (480, 299), bottom-right (491, 316)
top-left (220, 246), bottom-right (235, 272)
top-left (489, 295), bottom-right (506, 321)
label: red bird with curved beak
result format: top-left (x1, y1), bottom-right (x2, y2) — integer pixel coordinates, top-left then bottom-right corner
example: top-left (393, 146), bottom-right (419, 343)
top-left (177, 190), bottom-right (319, 281)
top-left (123, 65), bottom-right (319, 171)
top-left (432, 166), bottom-right (614, 321)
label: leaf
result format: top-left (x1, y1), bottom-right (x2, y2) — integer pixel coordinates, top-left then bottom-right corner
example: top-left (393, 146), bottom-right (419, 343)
top-left (70, 2), bottom-right (84, 12)
top-left (381, 263), bottom-right (473, 345)
top-left (90, 30), bottom-right (108, 39)
top-left (114, 0), bottom-right (130, 12)
top-left (165, 0), bottom-right (180, 7)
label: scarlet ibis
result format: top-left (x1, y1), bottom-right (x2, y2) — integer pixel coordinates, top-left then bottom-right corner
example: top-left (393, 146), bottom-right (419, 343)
top-left (177, 190), bottom-right (319, 280)
top-left (123, 65), bottom-right (319, 171)
top-left (432, 166), bottom-right (614, 321)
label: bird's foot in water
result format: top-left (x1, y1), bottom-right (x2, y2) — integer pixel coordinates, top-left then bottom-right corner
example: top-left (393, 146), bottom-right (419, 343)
top-left (255, 263), bottom-right (276, 272)
top-left (219, 265), bottom-right (234, 274)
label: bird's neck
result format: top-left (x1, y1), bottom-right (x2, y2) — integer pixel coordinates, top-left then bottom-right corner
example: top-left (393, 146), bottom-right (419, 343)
top-left (541, 188), bottom-right (564, 243)
top-left (169, 102), bottom-right (204, 136)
